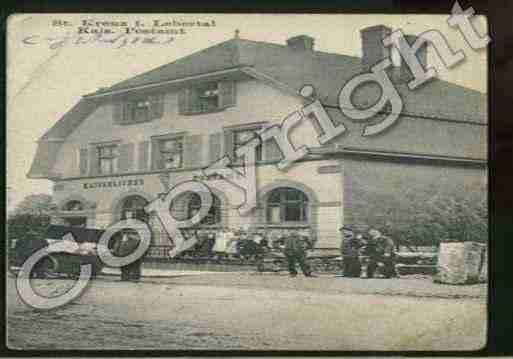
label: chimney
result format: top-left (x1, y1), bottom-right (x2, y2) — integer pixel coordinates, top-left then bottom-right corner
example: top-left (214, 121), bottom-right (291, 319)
top-left (360, 25), bottom-right (392, 70)
top-left (286, 35), bottom-right (315, 51)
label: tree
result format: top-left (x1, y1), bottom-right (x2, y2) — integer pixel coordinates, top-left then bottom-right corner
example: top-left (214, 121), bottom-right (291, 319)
top-left (351, 182), bottom-right (487, 249)
top-left (391, 186), bottom-right (487, 247)
top-left (12, 194), bottom-right (57, 216)
top-left (8, 194), bottom-right (57, 241)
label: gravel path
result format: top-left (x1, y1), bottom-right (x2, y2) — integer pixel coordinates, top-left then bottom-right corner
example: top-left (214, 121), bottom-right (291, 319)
top-left (7, 273), bottom-right (487, 351)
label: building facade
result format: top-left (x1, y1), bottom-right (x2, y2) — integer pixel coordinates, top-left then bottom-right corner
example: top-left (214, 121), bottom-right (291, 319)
top-left (28, 26), bottom-right (487, 256)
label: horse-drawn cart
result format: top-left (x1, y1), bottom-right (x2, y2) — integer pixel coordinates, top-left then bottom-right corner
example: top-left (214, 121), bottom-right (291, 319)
top-left (9, 225), bottom-right (106, 279)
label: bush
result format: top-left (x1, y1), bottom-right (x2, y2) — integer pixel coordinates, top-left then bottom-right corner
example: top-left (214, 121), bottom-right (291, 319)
top-left (8, 213), bottom-right (51, 242)
top-left (354, 183), bottom-right (487, 248)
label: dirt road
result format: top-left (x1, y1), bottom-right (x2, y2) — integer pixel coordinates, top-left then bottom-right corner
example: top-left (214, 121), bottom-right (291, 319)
top-left (7, 273), bottom-right (487, 351)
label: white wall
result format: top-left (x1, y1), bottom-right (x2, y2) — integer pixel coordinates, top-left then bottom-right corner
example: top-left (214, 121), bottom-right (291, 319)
top-left (53, 79), bottom-right (309, 177)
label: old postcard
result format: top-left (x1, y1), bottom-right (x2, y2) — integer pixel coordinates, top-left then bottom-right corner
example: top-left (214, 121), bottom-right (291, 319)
top-left (7, 12), bottom-right (488, 351)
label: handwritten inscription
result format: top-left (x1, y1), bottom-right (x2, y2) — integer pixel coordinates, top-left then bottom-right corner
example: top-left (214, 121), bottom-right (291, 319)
top-left (23, 33), bottom-right (177, 49)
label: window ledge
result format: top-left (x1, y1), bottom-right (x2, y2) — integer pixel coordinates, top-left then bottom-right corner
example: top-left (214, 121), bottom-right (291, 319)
top-left (181, 106), bottom-right (231, 116)
top-left (55, 210), bottom-right (94, 216)
top-left (261, 223), bottom-right (310, 228)
top-left (117, 119), bottom-right (156, 126)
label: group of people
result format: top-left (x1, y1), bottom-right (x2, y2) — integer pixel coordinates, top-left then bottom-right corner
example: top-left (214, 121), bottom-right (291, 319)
top-left (339, 226), bottom-right (397, 279)
top-left (113, 225), bottom-right (397, 281)
top-left (181, 227), bottom-right (270, 260)
top-left (16, 222), bottom-right (398, 282)
top-left (252, 226), bottom-right (397, 279)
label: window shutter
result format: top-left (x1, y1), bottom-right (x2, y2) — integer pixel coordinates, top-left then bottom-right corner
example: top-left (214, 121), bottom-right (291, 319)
top-left (343, 168), bottom-right (354, 226)
top-left (178, 87), bottom-right (191, 115)
top-left (79, 148), bottom-right (88, 175)
top-left (184, 135), bottom-right (203, 169)
top-left (118, 143), bottom-right (134, 172)
top-left (138, 141), bottom-right (150, 171)
top-left (89, 146), bottom-right (99, 175)
top-left (123, 102), bottom-right (133, 124)
top-left (151, 140), bottom-right (161, 170)
top-left (149, 94), bottom-right (164, 120)
top-left (190, 87), bottom-right (200, 112)
top-left (209, 133), bottom-right (222, 163)
top-left (264, 138), bottom-right (283, 162)
top-left (223, 130), bottom-right (234, 160)
top-left (113, 102), bottom-right (123, 124)
top-left (218, 81), bottom-right (236, 108)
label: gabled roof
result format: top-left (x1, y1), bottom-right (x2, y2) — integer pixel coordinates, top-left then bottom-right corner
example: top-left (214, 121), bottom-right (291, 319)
top-left (88, 36), bottom-right (486, 123)
top-left (90, 37), bottom-right (362, 96)
top-left (40, 98), bottom-right (101, 141)
top-left (30, 35), bottom-right (487, 178)
top-left (94, 38), bottom-right (245, 94)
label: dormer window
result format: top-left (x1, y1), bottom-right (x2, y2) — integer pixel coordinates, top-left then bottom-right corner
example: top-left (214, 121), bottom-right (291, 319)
top-left (179, 81), bottom-right (236, 115)
top-left (113, 93), bottom-right (164, 125)
top-left (124, 98), bottom-right (151, 123)
top-left (195, 82), bottom-right (220, 112)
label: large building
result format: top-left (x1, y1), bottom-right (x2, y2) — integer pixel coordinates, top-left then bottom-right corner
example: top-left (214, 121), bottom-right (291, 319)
top-left (28, 25), bottom-right (487, 257)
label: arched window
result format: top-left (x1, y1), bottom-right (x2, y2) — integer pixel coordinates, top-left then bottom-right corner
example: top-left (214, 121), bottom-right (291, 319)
top-left (188, 193), bottom-right (222, 226)
top-left (63, 200), bottom-right (84, 211)
top-left (120, 195), bottom-right (149, 222)
top-left (170, 192), bottom-right (222, 226)
top-left (61, 200), bottom-right (87, 227)
top-left (266, 187), bottom-right (308, 223)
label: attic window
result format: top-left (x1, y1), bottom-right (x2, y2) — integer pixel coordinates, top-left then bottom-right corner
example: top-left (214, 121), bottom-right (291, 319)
top-left (125, 99), bottom-right (151, 123)
top-left (113, 93), bottom-right (164, 125)
top-left (196, 82), bottom-right (219, 112)
top-left (179, 81), bottom-right (236, 115)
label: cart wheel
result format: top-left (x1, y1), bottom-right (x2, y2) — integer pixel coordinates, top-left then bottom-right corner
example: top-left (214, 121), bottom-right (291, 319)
top-left (32, 255), bottom-right (59, 278)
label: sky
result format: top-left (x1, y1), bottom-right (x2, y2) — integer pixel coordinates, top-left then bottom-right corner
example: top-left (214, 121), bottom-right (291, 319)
top-left (6, 13), bottom-right (488, 212)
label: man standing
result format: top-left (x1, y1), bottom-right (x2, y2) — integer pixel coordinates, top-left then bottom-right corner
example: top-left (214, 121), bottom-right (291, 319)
top-left (366, 229), bottom-right (397, 278)
top-left (113, 230), bottom-right (143, 281)
top-left (282, 229), bottom-right (315, 277)
top-left (339, 226), bottom-right (363, 277)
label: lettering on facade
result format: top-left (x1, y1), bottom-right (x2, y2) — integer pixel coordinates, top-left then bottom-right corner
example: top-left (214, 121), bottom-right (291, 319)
top-left (83, 178), bottom-right (144, 189)
top-left (192, 173), bottom-right (225, 182)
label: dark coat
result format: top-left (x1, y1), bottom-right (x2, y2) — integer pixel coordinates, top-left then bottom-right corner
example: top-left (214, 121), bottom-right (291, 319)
top-left (113, 233), bottom-right (140, 258)
top-left (341, 237), bottom-right (363, 257)
top-left (377, 235), bottom-right (395, 256)
top-left (365, 235), bottom-right (395, 257)
top-left (283, 234), bottom-right (309, 255)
